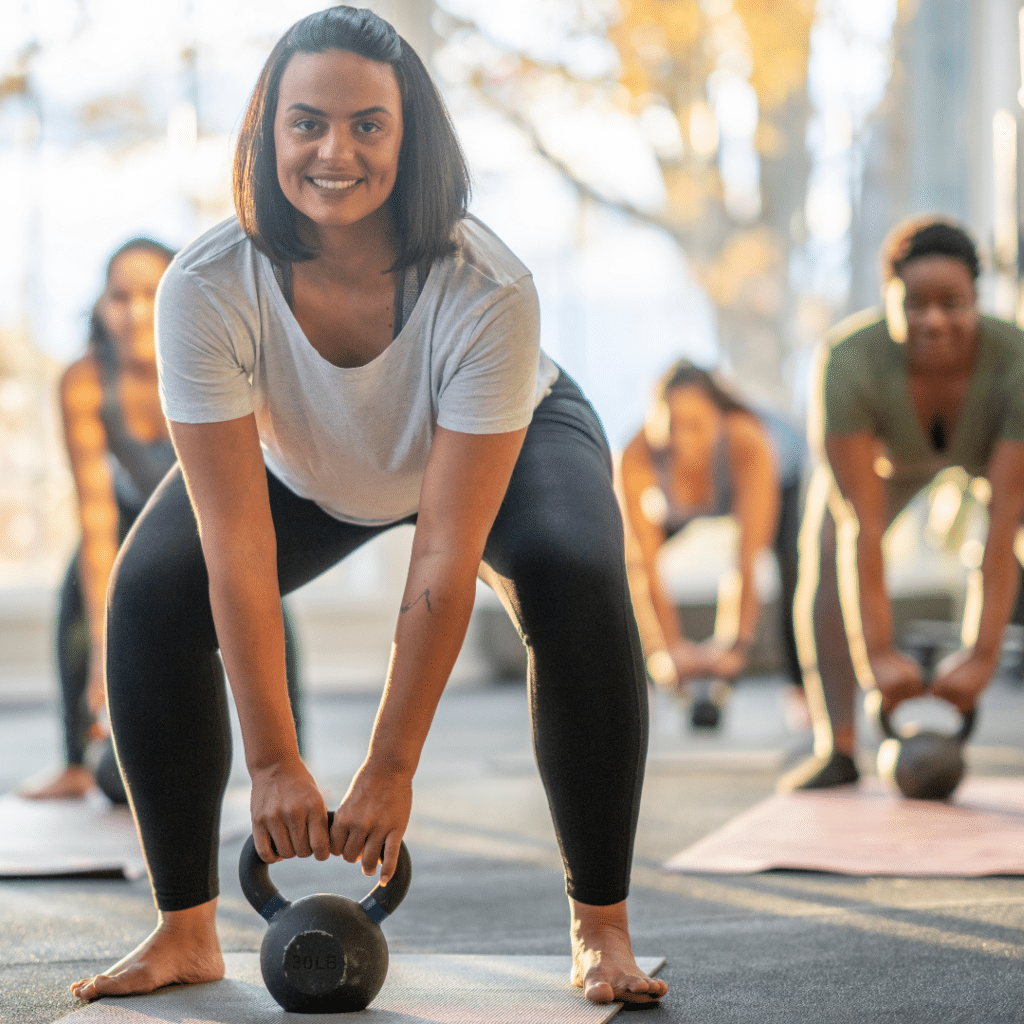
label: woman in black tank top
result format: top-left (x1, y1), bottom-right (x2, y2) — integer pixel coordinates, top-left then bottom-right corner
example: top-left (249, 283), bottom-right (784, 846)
top-left (19, 239), bottom-right (303, 800)
top-left (620, 360), bottom-right (805, 728)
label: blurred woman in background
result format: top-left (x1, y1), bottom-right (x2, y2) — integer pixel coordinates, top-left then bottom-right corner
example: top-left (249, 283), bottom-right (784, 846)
top-left (620, 360), bottom-right (805, 728)
top-left (20, 238), bottom-right (302, 800)
top-left (782, 218), bottom-right (1024, 790)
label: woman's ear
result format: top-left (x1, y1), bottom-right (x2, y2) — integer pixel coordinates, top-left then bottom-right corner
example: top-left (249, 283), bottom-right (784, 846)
top-left (884, 277), bottom-right (907, 344)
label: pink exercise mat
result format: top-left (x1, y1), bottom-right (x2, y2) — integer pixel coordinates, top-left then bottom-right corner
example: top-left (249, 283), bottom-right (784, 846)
top-left (665, 778), bottom-right (1024, 876)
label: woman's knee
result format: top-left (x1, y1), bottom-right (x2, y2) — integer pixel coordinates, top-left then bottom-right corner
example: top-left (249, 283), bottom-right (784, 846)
top-left (110, 541), bottom-right (199, 625)
top-left (497, 532), bottom-right (631, 661)
top-left (107, 500), bottom-right (210, 648)
top-left (513, 522), bottom-right (624, 597)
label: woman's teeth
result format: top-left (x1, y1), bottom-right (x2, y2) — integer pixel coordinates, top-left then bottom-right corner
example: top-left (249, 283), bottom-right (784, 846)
top-left (312, 178), bottom-right (358, 190)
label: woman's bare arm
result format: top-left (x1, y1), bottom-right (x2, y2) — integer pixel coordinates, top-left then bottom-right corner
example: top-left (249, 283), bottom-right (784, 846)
top-left (169, 415), bottom-right (326, 864)
top-left (974, 440), bottom-right (1024, 656)
top-left (725, 414), bottom-right (778, 653)
top-left (334, 423), bottom-right (527, 884)
top-left (825, 431), bottom-right (923, 707)
top-left (932, 438), bottom-right (1024, 712)
top-left (61, 358), bottom-right (120, 708)
top-left (619, 436), bottom-right (681, 673)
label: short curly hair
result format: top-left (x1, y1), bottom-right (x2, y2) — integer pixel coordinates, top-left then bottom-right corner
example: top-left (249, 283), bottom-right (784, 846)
top-left (879, 216), bottom-right (981, 284)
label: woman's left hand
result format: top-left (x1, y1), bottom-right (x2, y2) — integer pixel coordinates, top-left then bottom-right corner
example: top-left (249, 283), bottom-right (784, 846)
top-left (696, 639), bottom-right (747, 681)
top-left (331, 759), bottom-right (413, 887)
top-left (930, 647), bottom-right (994, 715)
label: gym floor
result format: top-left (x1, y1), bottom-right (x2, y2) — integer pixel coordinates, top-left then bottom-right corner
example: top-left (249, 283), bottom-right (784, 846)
top-left (3, 674), bottom-right (1024, 1023)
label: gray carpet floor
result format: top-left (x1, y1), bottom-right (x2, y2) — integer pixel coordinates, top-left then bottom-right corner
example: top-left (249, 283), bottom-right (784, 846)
top-left (3, 675), bottom-right (1024, 1023)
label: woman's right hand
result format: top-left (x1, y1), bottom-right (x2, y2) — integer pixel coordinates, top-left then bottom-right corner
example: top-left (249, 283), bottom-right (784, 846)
top-left (249, 756), bottom-right (331, 864)
top-left (870, 649), bottom-right (925, 712)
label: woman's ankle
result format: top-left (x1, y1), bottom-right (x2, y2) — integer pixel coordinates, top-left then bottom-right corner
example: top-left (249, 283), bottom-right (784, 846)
top-left (155, 899), bottom-right (220, 938)
top-left (569, 898), bottom-right (631, 937)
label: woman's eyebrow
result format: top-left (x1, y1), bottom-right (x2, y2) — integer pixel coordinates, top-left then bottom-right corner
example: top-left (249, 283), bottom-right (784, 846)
top-left (285, 102), bottom-right (392, 119)
top-left (286, 102), bottom-right (328, 117)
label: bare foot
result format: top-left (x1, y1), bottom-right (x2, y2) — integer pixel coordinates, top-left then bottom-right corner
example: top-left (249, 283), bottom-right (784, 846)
top-left (19, 765), bottom-right (95, 800)
top-left (70, 900), bottom-right (224, 1001)
top-left (569, 898), bottom-right (668, 1005)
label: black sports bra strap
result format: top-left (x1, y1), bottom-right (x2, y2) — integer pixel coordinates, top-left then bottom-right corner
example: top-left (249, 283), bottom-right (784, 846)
top-left (276, 258), bottom-right (424, 340)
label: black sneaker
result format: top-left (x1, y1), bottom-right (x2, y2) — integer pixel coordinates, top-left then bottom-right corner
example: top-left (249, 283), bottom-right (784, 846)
top-left (777, 751), bottom-right (859, 792)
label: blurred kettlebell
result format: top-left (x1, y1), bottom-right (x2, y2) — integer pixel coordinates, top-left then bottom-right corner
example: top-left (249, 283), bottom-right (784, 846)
top-left (688, 678), bottom-right (731, 730)
top-left (93, 739), bottom-right (128, 805)
top-left (876, 699), bottom-right (976, 801)
top-left (239, 813), bottom-right (411, 1014)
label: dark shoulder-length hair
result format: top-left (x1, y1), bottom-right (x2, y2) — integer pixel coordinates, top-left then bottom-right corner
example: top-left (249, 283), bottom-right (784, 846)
top-left (233, 5), bottom-right (470, 271)
top-left (644, 359), bottom-right (751, 448)
top-left (87, 237), bottom-right (176, 363)
top-left (659, 359), bottom-right (751, 415)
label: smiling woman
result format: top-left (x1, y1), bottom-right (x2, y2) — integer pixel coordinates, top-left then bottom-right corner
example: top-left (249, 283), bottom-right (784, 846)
top-left (233, 9), bottom-right (469, 271)
top-left (70, 4), bottom-right (667, 1011)
top-left (782, 217), bottom-right (1024, 792)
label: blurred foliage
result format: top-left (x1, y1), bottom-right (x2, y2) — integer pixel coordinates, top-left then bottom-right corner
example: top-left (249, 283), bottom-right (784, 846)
top-left (611, 0), bottom-right (814, 127)
top-left (440, 0), bottom-right (818, 400)
top-left (608, 0), bottom-right (815, 272)
top-left (612, 0), bottom-right (817, 401)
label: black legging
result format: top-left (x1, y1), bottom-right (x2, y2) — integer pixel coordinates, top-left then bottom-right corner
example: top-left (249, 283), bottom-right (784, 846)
top-left (54, 526), bottom-right (303, 769)
top-left (106, 371), bottom-right (648, 911)
top-left (775, 478), bottom-right (803, 689)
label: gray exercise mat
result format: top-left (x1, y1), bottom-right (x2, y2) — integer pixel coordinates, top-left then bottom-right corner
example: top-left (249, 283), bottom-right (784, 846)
top-left (0, 788), bottom-right (252, 878)
top-left (59, 952), bottom-right (665, 1022)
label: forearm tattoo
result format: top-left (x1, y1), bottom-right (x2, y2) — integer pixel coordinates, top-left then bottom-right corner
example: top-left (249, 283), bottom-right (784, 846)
top-left (400, 589), bottom-right (432, 614)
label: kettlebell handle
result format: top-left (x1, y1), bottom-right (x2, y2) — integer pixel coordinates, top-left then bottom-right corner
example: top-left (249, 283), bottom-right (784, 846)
top-left (239, 811), bottom-right (412, 924)
top-left (877, 699), bottom-right (976, 744)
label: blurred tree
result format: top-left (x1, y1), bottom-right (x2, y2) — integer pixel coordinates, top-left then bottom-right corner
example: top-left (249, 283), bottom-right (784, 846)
top-left (437, 0), bottom-right (816, 407)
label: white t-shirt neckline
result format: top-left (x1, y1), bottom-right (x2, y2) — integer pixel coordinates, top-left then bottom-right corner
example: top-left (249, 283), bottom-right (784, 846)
top-left (260, 252), bottom-right (435, 377)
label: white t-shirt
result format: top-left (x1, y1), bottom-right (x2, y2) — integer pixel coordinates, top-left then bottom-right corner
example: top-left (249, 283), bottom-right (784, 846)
top-left (156, 215), bottom-right (559, 526)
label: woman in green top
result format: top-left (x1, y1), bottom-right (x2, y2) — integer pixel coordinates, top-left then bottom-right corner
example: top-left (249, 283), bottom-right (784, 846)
top-left (783, 217), bottom-right (1024, 789)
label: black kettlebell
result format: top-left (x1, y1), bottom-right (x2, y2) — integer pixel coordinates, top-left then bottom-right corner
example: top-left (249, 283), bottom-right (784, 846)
top-left (239, 814), bottom-right (411, 1014)
top-left (876, 699), bottom-right (976, 801)
top-left (93, 739), bottom-right (128, 805)
top-left (688, 678), bottom-right (731, 731)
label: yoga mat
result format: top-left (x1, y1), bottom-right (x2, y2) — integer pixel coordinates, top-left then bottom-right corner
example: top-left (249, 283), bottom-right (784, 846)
top-left (0, 788), bottom-right (252, 879)
top-left (60, 952), bottom-right (666, 1023)
top-left (665, 777), bottom-right (1024, 876)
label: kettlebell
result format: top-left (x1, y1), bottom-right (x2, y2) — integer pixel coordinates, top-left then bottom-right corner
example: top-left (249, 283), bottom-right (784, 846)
top-left (876, 699), bottom-right (976, 801)
top-left (239, 814), bottom-right (412, 1014)
top-left (93, 739), bottom-right (128, 805)
top-left (688, 678), bottom-right (731, 730)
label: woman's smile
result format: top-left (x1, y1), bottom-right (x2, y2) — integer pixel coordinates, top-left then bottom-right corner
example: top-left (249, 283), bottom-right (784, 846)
top-left (310, 177), bottom-right (360, 191)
